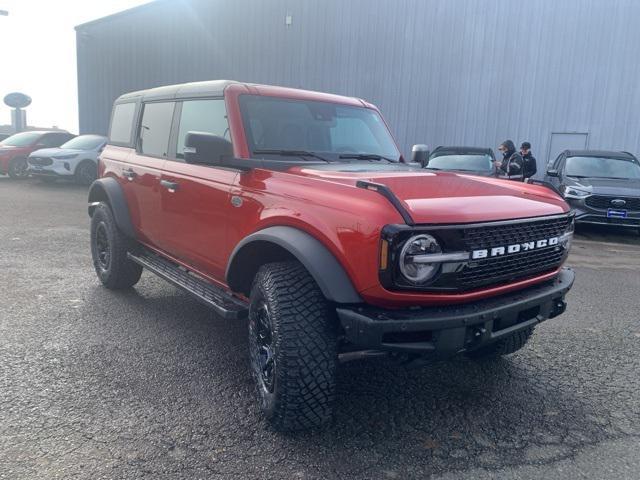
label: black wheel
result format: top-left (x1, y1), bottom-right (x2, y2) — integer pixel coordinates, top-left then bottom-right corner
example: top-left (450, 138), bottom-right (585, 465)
top-left (466, 326), bottom-right (535, 360)
top-left (248, 261), bottom-right (338, 431)
top-left (75, 161), bottom-right (97, 186)
top-left (7, 157), bottom-right (29, 179)
top-left (90, 203), bottom-right (142, 289)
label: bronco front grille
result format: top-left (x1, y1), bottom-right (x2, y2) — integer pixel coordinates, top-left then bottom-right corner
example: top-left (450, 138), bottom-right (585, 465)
top-left (585, 195), bottom-right (640, 211)
top-left (380, 214), bottom-right (573, 293)
top-left (458, 215), bottom-right (572, 290)
top-left (29, 157), bottom-right (52, 166)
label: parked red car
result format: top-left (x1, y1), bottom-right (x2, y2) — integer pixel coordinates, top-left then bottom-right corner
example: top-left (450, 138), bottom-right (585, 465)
top-left (0, 130), bottom-right (75, 178)
top-left (89, 81), bottom-right (575, 430)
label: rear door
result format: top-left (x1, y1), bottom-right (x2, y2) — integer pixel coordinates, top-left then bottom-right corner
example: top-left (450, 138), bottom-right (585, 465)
top-left (159, 98), bottom-right (237, 281)
top-left (121, 101), bottom-right (175, 247)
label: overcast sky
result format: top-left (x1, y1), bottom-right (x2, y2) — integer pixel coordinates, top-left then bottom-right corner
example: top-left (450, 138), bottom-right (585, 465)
top-left (0, 0), bottom-right (151, 132)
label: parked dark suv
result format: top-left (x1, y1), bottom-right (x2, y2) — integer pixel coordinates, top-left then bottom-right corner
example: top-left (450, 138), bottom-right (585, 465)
top-left (544, 150), bottom-right (640, 229)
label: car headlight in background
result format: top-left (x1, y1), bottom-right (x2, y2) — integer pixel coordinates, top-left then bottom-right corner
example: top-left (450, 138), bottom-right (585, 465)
top-left (53, 154), bottom-right (78, 160)
top-left (563, 187), bottom-right (590, 199)
top-left (398, 234), bottom-right (442, 283)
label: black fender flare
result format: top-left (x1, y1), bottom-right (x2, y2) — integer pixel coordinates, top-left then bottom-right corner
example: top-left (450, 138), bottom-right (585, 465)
top-left (87, 177), bottom-right (135, 238)
top-left (226, 226), bottom-right (363, 304)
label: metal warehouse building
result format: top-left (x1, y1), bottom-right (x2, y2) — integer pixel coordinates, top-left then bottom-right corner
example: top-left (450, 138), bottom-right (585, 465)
top-left (76, 0), bottom-right (640, 165)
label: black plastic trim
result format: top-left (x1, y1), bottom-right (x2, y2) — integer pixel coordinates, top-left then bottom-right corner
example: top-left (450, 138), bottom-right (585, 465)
top-left (355, 180), bottom-right (415, 225)
top-left (87, 177), bottom-right (135, 238)
top-left (337, 268), bottom-right (575, 357)
top-left (226, 226), bottom-right (363, 304)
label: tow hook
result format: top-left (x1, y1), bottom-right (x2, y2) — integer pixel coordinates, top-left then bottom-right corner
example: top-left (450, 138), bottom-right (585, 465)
top-left (550, 299), bottom-right (567, 318)
top-left (473, 326), bottom-right (487, 338)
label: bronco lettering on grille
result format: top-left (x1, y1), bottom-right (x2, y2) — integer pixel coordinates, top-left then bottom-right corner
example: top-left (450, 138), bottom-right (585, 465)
top-left (471, 236), bottom-right (560, 260)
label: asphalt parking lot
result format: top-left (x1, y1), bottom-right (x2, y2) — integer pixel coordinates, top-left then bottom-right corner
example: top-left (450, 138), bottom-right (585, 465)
top-left (1, 177), bottom-right (639, 480)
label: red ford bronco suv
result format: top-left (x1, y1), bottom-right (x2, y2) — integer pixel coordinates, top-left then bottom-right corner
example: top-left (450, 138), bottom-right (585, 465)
top-left (88, 81), bottom-right (575, 431)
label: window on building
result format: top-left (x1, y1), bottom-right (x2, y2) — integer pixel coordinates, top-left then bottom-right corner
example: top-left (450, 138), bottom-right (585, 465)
top-left (109, 102), bottom-right (137, 145)
top-left (176, 99), bottom-right (229, 158)
top-left (139, 102), bottom-right (175, 157)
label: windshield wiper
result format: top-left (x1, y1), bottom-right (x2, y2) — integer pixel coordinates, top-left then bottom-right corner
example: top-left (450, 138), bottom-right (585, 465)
top-left (338, 153), bottom-right (396, 163)
top-left (253, 149), bottom-right (332, 163)
top-left (424, 166), bottom-right (443, 170)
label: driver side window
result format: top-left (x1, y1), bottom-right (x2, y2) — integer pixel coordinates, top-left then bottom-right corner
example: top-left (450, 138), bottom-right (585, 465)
top-left (176, 99), bottom-right (229, 159)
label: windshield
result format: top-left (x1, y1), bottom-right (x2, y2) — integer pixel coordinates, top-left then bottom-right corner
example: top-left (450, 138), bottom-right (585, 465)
top-left (565, 156), bottom-right (640, 179)
top-left (427, 154), bottom-right (494, 171)
top-left (239, 95), bottom-right (400, 161)
top-left (60, 135), bottom-right (106, 150)
top-left (0, 131), bottom-right (42, 147)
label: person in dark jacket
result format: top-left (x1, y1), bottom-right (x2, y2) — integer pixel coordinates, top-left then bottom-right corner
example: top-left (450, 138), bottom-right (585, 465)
top-left (520, 141), bottom-right (537, 180)
top-left (497, 140), bottom-right (524, 180)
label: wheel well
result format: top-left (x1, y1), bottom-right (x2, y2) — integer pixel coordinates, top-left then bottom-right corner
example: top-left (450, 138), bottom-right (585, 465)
top-left (75, 159), bottom-right (95, 173)
top-left (227, 241), bottom-right (296, 296)
top-left (88, 184), bottom-right (109, 210)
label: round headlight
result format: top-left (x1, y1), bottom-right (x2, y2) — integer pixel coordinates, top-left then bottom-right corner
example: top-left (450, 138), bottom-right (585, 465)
top-left (399, 234), bottom-right (441, 284)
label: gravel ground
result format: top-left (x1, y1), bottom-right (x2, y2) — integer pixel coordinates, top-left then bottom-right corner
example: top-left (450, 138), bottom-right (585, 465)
top-left (1, 177), bottom-right (639, 480)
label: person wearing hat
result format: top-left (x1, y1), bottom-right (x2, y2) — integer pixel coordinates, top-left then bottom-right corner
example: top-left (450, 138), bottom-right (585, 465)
top-left (497, 140), bottom-right (524, 181)
top-left (520, 142), bottom-right (537, 181)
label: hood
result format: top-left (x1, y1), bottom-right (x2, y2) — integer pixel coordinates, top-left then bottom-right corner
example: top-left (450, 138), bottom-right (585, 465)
top-left (565, 176), bottom-right (640, 197)
top-left (0, 145), bottom-right (19, 152)
top-left (291, 164), bottom-right (568, 224)
top-left (29, 147), bottom-right (85, 158)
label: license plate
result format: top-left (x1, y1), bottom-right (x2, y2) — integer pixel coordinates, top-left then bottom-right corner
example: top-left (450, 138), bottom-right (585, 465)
top-left (607, 208), bottom-right (628, 218)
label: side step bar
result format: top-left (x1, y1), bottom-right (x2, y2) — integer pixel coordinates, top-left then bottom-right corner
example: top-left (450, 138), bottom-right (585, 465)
top-left (127, 250), bottom-right (248, 320)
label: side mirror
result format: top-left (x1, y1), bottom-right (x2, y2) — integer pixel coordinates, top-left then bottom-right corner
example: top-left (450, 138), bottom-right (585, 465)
top-left (411, 144), bottom-right (430, 167)
top-left (546, 169), bottom-right (560, 178)
top-left (184, 132), bottom-right (233, 166)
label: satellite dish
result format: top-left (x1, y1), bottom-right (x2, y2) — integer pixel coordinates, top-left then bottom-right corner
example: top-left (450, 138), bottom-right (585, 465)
top-left (4, 92), bottom-right (32, 109)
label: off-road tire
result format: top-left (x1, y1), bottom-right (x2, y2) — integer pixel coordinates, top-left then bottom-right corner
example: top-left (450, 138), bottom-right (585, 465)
top-left (75, 160), bottom-right (97, 186)
top-left (248, 261), bottom-right (338, 431)
top-left (90, 202), bottom-right (142, 289)
top-left (7, 157), bottom-right (29, 179)
top-left (466, 326), bottom-right (535, 360)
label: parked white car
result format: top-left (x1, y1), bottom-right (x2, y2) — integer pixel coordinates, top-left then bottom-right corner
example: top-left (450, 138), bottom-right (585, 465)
top-left (27, 134), bottom-right (107, 185)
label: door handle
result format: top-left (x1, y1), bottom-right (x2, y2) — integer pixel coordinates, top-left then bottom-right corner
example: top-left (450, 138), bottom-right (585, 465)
top-left (160, 179), bottom-right (179, 192)
top-left (122, 168), bottom-right (137, 180)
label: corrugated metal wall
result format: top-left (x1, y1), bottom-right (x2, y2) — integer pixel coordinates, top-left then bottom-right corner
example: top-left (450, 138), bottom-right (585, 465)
top-left (76, 0), bottom-right (640, 165)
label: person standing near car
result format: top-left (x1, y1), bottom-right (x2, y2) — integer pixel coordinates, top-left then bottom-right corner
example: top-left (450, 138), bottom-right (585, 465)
top-left (497, 140), bottom-right (524, 181)
top-left (520, 141), bottom-right (537, 181)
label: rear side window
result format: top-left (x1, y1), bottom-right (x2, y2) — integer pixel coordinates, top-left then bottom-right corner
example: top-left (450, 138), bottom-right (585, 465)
top-left (176, 99), bottom-right (229, 158)
top-left (139, 102), bottom-right (175, 157)
top-left (109, 102), bottom-right (137, 145)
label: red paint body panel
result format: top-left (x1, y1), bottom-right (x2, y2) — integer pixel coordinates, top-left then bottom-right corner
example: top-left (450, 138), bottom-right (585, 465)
top-left (99, 81), bottom-right (571, 308)
top-left (0, 146), bottom-right (32, 173)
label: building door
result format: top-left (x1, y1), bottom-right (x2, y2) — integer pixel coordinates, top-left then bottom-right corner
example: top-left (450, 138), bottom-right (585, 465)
top-left (547, 132), bottom-right (588, 167)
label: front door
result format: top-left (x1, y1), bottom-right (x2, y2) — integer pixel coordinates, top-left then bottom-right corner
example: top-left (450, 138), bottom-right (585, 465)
top-left (159, 98), bottom-right (237, 281)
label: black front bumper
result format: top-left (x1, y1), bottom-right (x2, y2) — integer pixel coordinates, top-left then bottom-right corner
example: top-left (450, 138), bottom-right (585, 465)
top-left (337, 268), bottom-right (575, 358)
